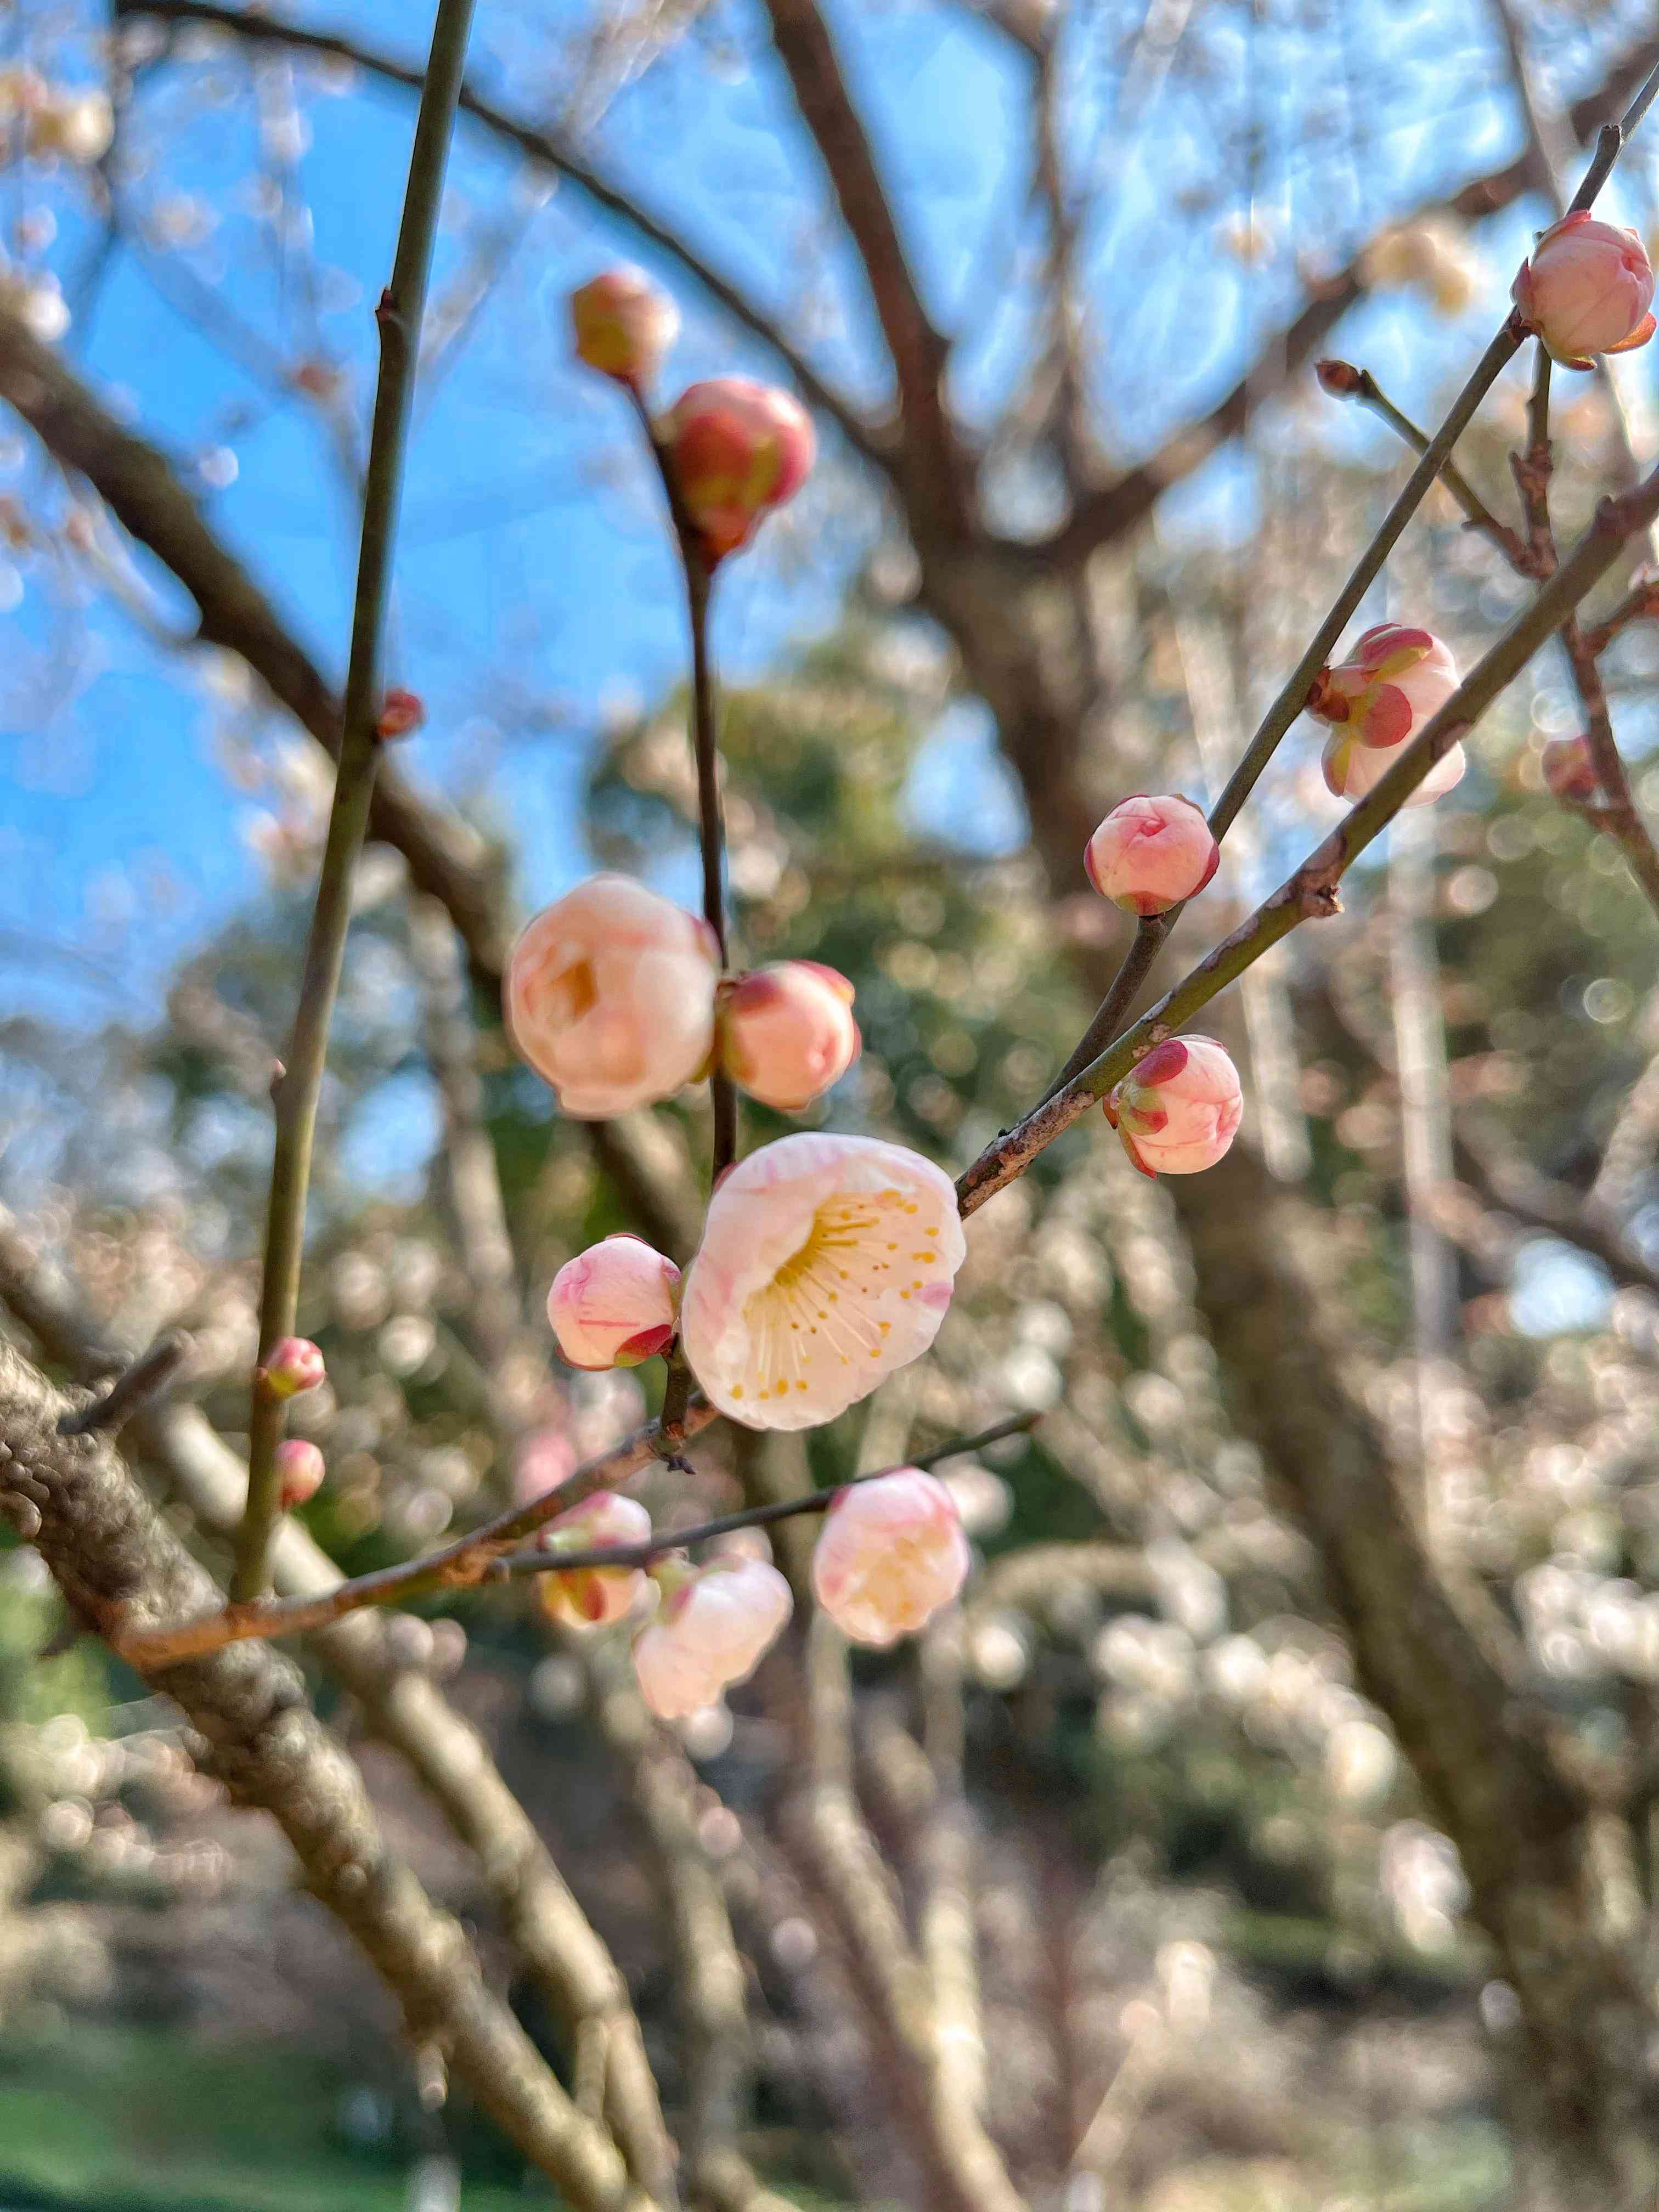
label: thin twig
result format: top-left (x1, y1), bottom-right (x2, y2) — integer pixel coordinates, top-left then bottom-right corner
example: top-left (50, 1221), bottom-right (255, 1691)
top-left (234, 0), bottom-right (478, 1601)
top-left (486, 1415), bottom-right (1040, 1581)
top-left (56, 1331), bottom-right (190, 1437)
top-left (114, 1413), bottom-right (1030, 1668)
top-left (1318, 359), bottom-right (1528, 565)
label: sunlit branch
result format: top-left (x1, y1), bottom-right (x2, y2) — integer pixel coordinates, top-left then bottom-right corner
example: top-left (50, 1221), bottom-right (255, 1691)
top-left (234, 0), bottom-right (479, 1601)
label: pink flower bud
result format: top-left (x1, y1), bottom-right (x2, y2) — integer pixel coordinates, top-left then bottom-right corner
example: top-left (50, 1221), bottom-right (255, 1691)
top-left (810, 1470), bottom-right (971, 1646)
top-left (1541, 734), bottom-right (1599, 803)
top-left (504, 873), bottom-right (719, 1118)
top-left (1084, 795), bottom-right (1219, 916)
top-left (570, 266), bottom-right (679, 387)
top-left (1310, 624), bottom-right (1466, 807)
top-left (719, 961), bottom-right (860, 1111)
top-left (1512, 213), bottom-right (1656, 369)
top-left (662, 377), bottom-right (815, 559)
top-left (258, 1336), bottom-right (325, 1400)
top-left (1107, 1036), bottom-right (1243, 1178)
top-left (548, 1234), bottom-right (681, 1370)
top-left (632, 1557), bottom-right (793, 1719)
top-left (275, 1438), bottom-right (325, 1509)
top-left (538, 1491), bottom-right (653, 1630)
top-left (376, 687), bottom-right (425, 739)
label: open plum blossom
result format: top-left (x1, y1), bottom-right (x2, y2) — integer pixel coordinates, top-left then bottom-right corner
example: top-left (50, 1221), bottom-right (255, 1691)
top-left (570, 266), bottom-right (679, 388)
top-left (548, 1234), bottom-right (680, 1370)
top-left (633, 1557), bottom-right (793, 1719)
top-left (679, 1132), bottom-right (966, 1430)
top-left (720, 962), bottom-right (860, 1111)
top-left (1306, 624), bottom-right (1466, 805)
top-left (505, 874), bottom-right (719, 1118)
top-left (811, 1470), bottom-right (972, 1646)
top-left (663, 378), bottom-right (815, 558)
top-left (1107, 1036), bottom-right (1243, 1178)
top-left (538, 1492), bottom-right (653, 1631)
top-left (1512, 213), bottom-right (1655, 369)
top-left (1085, 795), bottom-right (1219, 915)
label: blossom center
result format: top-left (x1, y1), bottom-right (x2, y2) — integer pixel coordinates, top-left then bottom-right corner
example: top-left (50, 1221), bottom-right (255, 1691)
top-left (737, 1188), bottom-right (936, 1407)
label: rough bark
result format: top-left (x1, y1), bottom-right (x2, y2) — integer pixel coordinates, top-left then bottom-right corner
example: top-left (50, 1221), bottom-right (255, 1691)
top-left (0, 1334), bottom-right (648, 2212)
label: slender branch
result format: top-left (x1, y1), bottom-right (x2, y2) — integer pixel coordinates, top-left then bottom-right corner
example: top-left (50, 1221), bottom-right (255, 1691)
top-left (1581, 572), bottom-right (1659, 656)
top-left (113, 1414), bottom-right (1030, 1668)
top-left (1042, 39), bottom-right (1659, 568)
top-left (0, 307), bottom-right (511, 985)
top-left (56, 1331), bottom-right (190, 1437)
top-left (957, 462), bottom-right (1659, 1217)
top-left (112, 0), bottom-right (887, 472)
top-left (235, 0), bottom-right (478, 1601)
top-left (759, 0), bottom-right (966, 530)
top-left (486, 1415), bottom-right (1039, 1581)
top-left (1317, 359), bottom-right (1528, 565)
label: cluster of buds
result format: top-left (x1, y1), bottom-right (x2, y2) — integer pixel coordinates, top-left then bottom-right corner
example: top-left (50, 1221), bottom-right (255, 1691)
top-left (632, 1555), bottom-right (794, 1719)
top-left (810, 1470), bottom-right (971, 1645)
top-left (1085, 794), bottom-right (1218, 916)
top-left (538, 1492), bottom-right (653, 1631)
top-left (1306, 624), bottom-right (1466, 805)
top-left (1106, 1036), bottom-right (1243, 1178)
top-left (547, 1233), bottom-right (681, 1371)
top-left (569, 266), bottom-right (814, 562)
top-left (718, 960), bottom-right (860, 1110)
top-left (1511, 213), bottom-right (1655, 370)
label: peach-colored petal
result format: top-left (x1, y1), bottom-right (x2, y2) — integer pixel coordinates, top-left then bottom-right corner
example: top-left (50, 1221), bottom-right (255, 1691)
top-left (505, 874), bottom-right (718, 1118)
top-left (680, 1132), bottom-right (966, 1430)
top-left (1108, 1036), bottom-right (1243, 1176)
top-left (811, 1470), bottom-right (972, 1645)
top-left (720, 961), bottom-right (861, 1111)
top-left (548, 1234), bottom-right (681, 1370)
top-left (1513, 215), bottom-right (1656, 365)
top-left (632, 1558), bottom-right (793, 1717)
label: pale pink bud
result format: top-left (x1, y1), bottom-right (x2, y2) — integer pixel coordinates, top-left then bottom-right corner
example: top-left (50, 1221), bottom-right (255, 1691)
top-left (274, 1438), bottom-right (325, 1509)
top-left (538, 1491), bottom-right (653, 1630)
top-left (632, 1557), bottom-right (793, 1718)
top-left (513, 1427), bottom-right (579, 1505)
top-left (1541, 734), bottom-right (1599, 803)
top-left (548, 1234), bottom-right (681, 1370)
top-left (1512, 213), bottom-right (1656, 369)
top-left (679, 1132), bottom-right (966, 1430)
top-left (570, 266), bottom-right (679, 386)
top-left (504, 873), bottom-right (719, 1118)
top-left (720, 961), bottom-right (860, 1110)
top-left (258, 1336), bottom-right (325, 1399)
top-left (1310, 625), bottom-right (1466, 808)
top-left (1107, 1036), bottom-right (1243, 1178)
top-left (1084, 794), bottom-right (1219, 916)
top-left (662, 377), bottom-right (815, 559)
top-left (376, 687), bottom-right (424, 739)
top-left (810, 1470), bottom-right (971, 1646)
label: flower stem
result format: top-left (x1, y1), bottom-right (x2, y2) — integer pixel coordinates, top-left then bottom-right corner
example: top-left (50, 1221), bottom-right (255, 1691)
top-left (233, 0), bottom-right (477, 1602)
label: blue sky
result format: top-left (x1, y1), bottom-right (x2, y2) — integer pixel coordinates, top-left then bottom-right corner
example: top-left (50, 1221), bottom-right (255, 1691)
top-left (2, 0), bottom-right (1656, 1045)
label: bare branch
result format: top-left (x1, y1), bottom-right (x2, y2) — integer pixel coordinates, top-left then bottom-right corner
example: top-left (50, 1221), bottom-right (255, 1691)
top-left (0, 1334), bottom-right (651, 2210)
top-left (114, 0), bottom-right (888, 471)
top-left (759, 0), bottom-right (968, 530)
top-left (55, 1330), bottom-right (190, 1437)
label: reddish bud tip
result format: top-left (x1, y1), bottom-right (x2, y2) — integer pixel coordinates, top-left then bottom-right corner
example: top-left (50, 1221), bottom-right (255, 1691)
top-left (257, 1336), bottom-right (326, 1400)
top-left (377, 688), bottom-right (425, 740)
top-left (1315, 358), bottom-right (1364, 397)
top-left (275, 1438), bottom-right (325, 1509)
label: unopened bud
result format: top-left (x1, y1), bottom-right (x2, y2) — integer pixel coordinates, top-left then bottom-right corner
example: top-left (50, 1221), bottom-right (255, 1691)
top-left (275, 1438), bottom-right (325, 1508)
top-left (548, 1234), bottom-right (680, 1370)
top-left (811, 1470), bottom-right (970, 1646)
top-left (1314, 358), bottom-right (1365, 398)
top-left (1541, 734), bottom-right (1599, 804)
top-left (257, 1336), bottom-right (325, 1400)
top-left (570, 266), bottom-right (679, 387)
top-left (539, 1491), bottom-right (653, 1630)
top-left (719, 961), bottom-right (860, 1111)
top-left (1085, 794), bottom-right (1218, 916)
top-left (376, 687), bottom-right (425, 739)
top-left (1512, 212), bottom-right (1656, 369)
top-left (1107, 1036), bottom-right (1243, 1178)
top-left (662, 377), bottom-right (815, 560)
